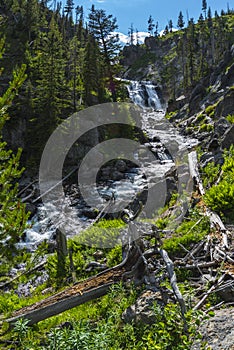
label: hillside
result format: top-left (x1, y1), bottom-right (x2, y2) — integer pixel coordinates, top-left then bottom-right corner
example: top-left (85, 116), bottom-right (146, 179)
top-left (0, 2), bottom-right (234, 349)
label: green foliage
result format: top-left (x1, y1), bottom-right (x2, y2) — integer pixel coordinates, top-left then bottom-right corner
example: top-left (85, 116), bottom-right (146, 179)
top-left (204, 146), bottom-right (234, 218)
top-left (3, 283), bottom-right (204, 350)
top-left (165, 111), bottom-right (178, 120)
top-left (75, 218), bottom-right (125, 248)
top-left (205, 103), bottom-right (217, 117)
top-left (226, 114), bottom-right (234, 124)
top-left (199, 123), bottom-right (213, 132)
top-left (0, 44), bottom-right (28, 274)
top-left (202, 161), bottom-right (221, 189)
top-left (162, 213), bottom-right (210, 256)
top-left (128, 52), bottom-right (156, 76)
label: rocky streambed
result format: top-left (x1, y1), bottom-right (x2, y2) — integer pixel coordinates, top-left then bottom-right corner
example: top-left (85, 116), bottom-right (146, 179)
top-left (17, 80), bottom-right (199, 250)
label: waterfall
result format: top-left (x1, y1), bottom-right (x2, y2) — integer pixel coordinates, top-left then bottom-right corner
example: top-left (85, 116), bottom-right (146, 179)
top-left (126, 80), bottom-right (162, 110)
top-left (21, 79), bottom-right (195, 248)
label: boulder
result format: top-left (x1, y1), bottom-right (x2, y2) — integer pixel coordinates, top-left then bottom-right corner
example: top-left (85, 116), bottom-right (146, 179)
top-left (112, 170), bottom-right (124, 181)
top-left (192, 308), bottom-right (234, 350)
top-left (221, 125), bottom-right (234, 150)
top-left (189, 84), bottom-right (207, 115)
top-left (115, 159), bottom-right (127, 173)
top-left (122, 290), bottom-right (168, 325)
top-left (215, 90), bottom-right (234, 118)
top-left (214, 118), bottom-right (231, 137)
top-left (25, 202), bottom-right (37, 218)
top-left (221, 63), bottom-right (234, 88)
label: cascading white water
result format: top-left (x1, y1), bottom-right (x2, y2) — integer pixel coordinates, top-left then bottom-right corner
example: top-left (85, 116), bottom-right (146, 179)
top-left (21, 79), bottom-right (197, 248)
top-left (126, 80), bottom-right (162, 110)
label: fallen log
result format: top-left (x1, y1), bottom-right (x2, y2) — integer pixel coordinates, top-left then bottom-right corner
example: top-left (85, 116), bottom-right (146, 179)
top-left (5, 230), bottom-right (141, 327)
top-left (6, 266), bottom-right (125, 327)
top-left (7, 283), bottom-right (114, 326)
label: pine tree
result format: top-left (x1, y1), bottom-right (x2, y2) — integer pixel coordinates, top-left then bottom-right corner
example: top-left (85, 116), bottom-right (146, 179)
top-left (75, 5), bottom-right (84, 43)
top-left (136, 28), bottom-right (140, 46)
top-left (202, 0), bottom-right (207, 19)
top-left (0, 40), bottom-right (28, 273)
top-left (83, 34), bottom-right (105, 106)
top-left (129, 23), bottom-right (134, 45)
top-left (88, 6), bottom-right (121, 70)
top-left (154, 21), bottom-right (159, 37)
top-left (27, 15), bottom-right (69, 163)
top-left (164, 25), bottom-right (169, 35)
top-left (168, 19), bottom-right (173, 33)
top-left (187, 18), bottom-right (196, 84)
top-left (88, 6), bottom-right (120, 100)
top-left (148, 15), bottom-right (155, 36)
top-left (177, 11), bottom-right (185, 29)
top-left (207, 7), bottom-right (215, 65)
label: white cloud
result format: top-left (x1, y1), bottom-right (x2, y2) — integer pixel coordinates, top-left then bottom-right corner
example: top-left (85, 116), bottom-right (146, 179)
top-left (159, 28), bottom-right (178, 36)
top-left (114, 31), bottom-right (149, 46)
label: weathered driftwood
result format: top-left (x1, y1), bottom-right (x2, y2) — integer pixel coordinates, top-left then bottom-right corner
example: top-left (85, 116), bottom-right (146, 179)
top-left (188, 151), bottom-right (205, 196)
top-left (193, 275), bottom-right (226, 310)
top-left (176, 261), bottom-right (218, 270)
top-left (158, 248), bottom-right (186, 317)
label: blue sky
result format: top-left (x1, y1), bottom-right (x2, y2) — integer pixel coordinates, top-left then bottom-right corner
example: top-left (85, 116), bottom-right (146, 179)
top-left (63, 0), bottom-right (231, 34)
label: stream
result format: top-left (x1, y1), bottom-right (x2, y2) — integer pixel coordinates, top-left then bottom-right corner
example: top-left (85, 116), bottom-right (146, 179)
top-left (20, 81), bottom-right (198, 250)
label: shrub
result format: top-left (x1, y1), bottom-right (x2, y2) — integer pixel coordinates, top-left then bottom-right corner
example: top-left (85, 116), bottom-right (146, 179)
top-left (204, 146), bottom-right (234, 218)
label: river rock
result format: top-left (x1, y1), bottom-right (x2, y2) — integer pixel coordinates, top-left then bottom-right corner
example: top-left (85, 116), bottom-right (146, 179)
top-left (112, 170), bottom-right (124, 181)
top-left (25, 202), bottom-right (37, 217)
top-left (115, 159), bottom-right (127, 172)
top-left (82, 208), bottom-right (99, 219)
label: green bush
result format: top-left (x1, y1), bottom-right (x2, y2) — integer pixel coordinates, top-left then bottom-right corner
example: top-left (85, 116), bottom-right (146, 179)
top-left (204, 146), bottom-right (234, 218)
top-left (226, 114), bottom-right (234, 124)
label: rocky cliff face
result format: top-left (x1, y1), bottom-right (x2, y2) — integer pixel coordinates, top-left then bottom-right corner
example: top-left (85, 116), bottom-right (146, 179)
top-left (121, 32), bottom-right (234, 157)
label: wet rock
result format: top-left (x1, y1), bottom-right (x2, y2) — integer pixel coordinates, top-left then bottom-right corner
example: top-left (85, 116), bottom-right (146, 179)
top-left (100, 166), bottom-right (111, 180)
top-left (25, 202), bottom-right (37, 217)
top-left (82, 208), bottom-right (99, 219)
top-left (112, 170), bottom-right (124, 181)
top-left (115, 159), bottom-right (127, 172)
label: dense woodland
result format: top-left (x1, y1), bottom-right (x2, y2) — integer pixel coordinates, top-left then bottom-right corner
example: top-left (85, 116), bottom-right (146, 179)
top-left (0, 0), bottom-right (234, 349)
